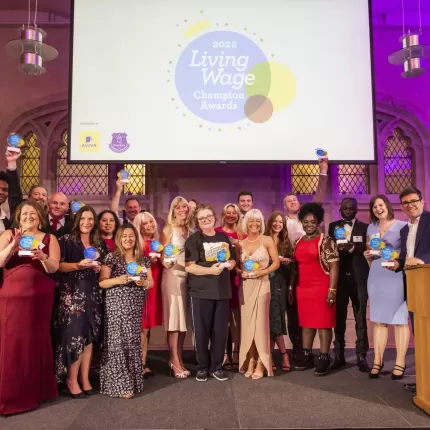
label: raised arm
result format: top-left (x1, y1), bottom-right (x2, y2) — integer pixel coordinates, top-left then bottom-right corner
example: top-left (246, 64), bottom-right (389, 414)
top-left (109, 178), bottom-right (123, 219)
top-left (5, 150), bottom-right (23, 217)
top-left (313, 158), bottom-right (329, 204)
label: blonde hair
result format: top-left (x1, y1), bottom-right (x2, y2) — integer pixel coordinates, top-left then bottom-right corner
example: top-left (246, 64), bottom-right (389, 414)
top-left (220, 203), bottom-right (246, 237)
top-left (242, 208), bottom-right (265, 235)
top-left (133, 211), bottom-right (159, 250)
top-left (167, 196), bottom-right (192, 230)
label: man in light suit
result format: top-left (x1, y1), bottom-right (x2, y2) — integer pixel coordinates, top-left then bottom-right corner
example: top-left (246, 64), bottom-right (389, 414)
top-left (389, 187), bottom-right (430, 395)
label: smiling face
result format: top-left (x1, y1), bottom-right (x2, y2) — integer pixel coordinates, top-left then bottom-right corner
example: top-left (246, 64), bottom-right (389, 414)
top-left (400, 193), bottom-right (424, 221)
top-left (284, 195), bottom-right (300, 215)
top-left (79, 211), bottom-right (95, 235)
top-left (99, 212), bottom-right (116, 235)
top-left (0, 179), bottom-right (8, 206)
top-left (121, 227), bottom-right (136, 250)
top-left (224, 205), bottom-right (239, 225)
top-left (372, 198), bottom-right (389, 221)
top-left (125, 199), bottom-right (140, 222)
top-left (302, 213), bottom-right (319, 235)
top-left (141, 213), bottom-right (156, 238)
top-left (340, 199), bottom-right (357, 221)
top-left (174, 202), bottom-right (189, 224)
top-left (48, 192), bottom-right (68, 219)
top-left (247, 217), bottom-right (262, 235)
top-left (19, 204), bottom-right (40, 232)
top-left (238, 195), bottom-right (253, 214)
top-left (272, 215), bottom-right (284, 234)
top-left (197, 208), bottom-right (215, 231)
top-left (29, 186), bottom-right (48, 205)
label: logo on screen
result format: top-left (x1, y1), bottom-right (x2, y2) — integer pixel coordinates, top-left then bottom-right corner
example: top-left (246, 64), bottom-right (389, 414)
top-left (109, 133), bottom-right (130, 153)
top-left (171, 15), bottom-right (296, 125)
top-left (79, 131), bottom-right (100, 152)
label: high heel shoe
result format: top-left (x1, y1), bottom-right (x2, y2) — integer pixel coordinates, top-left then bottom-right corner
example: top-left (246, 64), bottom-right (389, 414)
top-left (169, 361), bottom-right (188, 379)
top-left (281, 351), bottom-right (292, 372)
top-left (391, 365), bottom-right (406, 380)
top-left (369, 363), bottom-right (384, 379)
top-left (251, 359), bottom-right (267, 380)
top-left (244, 358), bottom-right (256, 378)
top-left (66, 381), bottom-right (86, 399)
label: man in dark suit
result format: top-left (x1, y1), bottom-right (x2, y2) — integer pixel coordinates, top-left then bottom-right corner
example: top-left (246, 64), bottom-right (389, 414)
top-left (329, 198), bottom-right (370, 372)
top-left (389, 187), bottom-right (430, 395)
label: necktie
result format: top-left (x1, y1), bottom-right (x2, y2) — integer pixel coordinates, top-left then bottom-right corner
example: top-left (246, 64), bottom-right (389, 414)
top-left (51, 218), bottom-right (59, 233)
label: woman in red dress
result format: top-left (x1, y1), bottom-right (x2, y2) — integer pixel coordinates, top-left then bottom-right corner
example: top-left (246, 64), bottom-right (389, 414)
top-left (0, 201), bottom-right (60, 415)
top-left (133, 211), bottom-right (162, 377)
top-left (290, 203), bottom-right (339, 376)
top-left (215, 203), bottom-right (246, 370)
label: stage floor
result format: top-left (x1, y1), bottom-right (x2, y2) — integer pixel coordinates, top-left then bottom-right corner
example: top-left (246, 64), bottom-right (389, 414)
top-left (2, 349), bottom-right (429, 429)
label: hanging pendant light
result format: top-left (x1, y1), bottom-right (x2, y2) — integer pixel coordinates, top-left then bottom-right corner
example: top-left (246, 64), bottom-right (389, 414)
top-left (4, 0), bottom-right (58, 75)
top-left (388, 0), bottom-right (430, 78)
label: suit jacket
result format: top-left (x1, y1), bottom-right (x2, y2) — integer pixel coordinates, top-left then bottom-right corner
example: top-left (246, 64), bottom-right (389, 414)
top-left (399, 210), bottom-right (430, 269)
top-left (45, 215), bottom-right (73, 239)
top-left (328, 219), bottom-right (369, 286)
top-left (6, 169), bottom-right (23, 218)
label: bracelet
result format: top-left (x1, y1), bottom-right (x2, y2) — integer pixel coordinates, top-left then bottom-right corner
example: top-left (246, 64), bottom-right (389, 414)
top-left (289, 286), bottom-right (293, 291)
top-left (328, 288), bottom-right (337, 292)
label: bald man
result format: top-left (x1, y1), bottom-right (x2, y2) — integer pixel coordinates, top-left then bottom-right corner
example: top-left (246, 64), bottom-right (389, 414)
top-left (47, 192), bottom-right (72, 238)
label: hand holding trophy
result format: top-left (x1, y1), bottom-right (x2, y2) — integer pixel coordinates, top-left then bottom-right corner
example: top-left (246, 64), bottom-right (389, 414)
top-left (369, 237), bottom-right (383, 256)
top-left (380, 245), bottom-right (399, 268)
top-left (242, 259), bottom-right (259, 279)
top-left (216, 249), bottom-right (231, 269)
top-left (334, 226), bottom-right (349, 245)
top-left (84, 247), bottom-right (100, 267)
top-left (117, 169), bottom-right (130, 184)
top-left (127, 261), bottom-right (146, 281)
top-left (149, 240), bottom-right (164, 258)
top-left (164, 244), bottom-right (179, 264)
top-left (7, 133), bottom-right (25, 154)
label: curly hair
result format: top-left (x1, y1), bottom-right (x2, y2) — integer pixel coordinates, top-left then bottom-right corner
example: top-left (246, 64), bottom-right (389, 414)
top-left (298, 203), bottom-right (324, 224)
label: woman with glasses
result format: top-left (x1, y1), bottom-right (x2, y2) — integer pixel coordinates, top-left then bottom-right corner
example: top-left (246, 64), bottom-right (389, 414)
top-left (364, 195), bottom-right (409, 380)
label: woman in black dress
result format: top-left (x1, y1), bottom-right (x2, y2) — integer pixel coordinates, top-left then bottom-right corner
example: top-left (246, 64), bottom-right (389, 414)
top-left (53, 206), bottom-right (106, 398)
top-left (265, 211), bottom-right (292, 372)
top-left (99, 223), bottom-right (153, 398)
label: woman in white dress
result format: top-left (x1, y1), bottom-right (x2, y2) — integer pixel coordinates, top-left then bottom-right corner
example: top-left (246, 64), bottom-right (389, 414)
top-left (160, 196), bottom-right (193, 378)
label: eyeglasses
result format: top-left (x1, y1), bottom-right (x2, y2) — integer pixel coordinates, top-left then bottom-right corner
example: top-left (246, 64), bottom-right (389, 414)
top-left (197, 214), bottom-right (215, 223)
top-left (401, 199), bottom-right (421, 207)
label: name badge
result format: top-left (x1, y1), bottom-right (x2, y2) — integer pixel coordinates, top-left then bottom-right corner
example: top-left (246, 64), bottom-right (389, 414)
top-left (353, 236), bottom-right (363, 243)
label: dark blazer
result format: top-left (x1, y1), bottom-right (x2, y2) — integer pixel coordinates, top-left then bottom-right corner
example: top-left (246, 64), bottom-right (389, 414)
top-left (328, 219), bottom-right (369, 285)
top-left (399, 210), bottom-right (430, 269)
top-left (6, 169), bottom-right (23, 218)
top-left (45, 216), bottom-right (73, 239)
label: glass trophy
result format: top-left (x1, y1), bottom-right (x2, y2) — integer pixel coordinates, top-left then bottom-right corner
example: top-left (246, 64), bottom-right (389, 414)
top-left (84, 247), bottom-right (100, 266)
top-left (117, 169), bottom-right (130, 184)
top-left (369, 237), bottom-right (382, 256)
top-left (217, 249), bottom-right (231, 269)
top-left (381, 246), bottom-right (399, 267)
top-left (334, 226), bottom-right (348, 244)
top-left (127, 261), bottom-right (146, 281)
top-left (71, 201), bottom-right (85, 214)
top-left (19, 235), bottom-right (35, 256)
top-left (164, 244), bottom-right (179, 264)
top-left (7, 133), bottom-right (24, 153)
top-left (315, 148), bottom-right (328, 160)
top-left (149, 240), bottom-right (164, 258)
top-left (244, 259), bottom-right (259, 277)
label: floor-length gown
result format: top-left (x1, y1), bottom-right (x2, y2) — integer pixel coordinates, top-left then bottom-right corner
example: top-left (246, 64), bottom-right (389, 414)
top-left (269, 255), bottom-right (289, 339)
top-left (239, 240), bottom-right (274, 376)
top-left (161, 227), bottom-right (188, 332)
top-left (142, 239), bottom-right (162, 329)
top-left (100, 253), bottom-right (151, 397)
top-left (0, 234), bottom-right (57, 415)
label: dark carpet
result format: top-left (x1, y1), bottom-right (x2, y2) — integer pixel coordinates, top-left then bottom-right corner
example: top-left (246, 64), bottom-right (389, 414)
top-left (1, 349), bottom-right (429, 429)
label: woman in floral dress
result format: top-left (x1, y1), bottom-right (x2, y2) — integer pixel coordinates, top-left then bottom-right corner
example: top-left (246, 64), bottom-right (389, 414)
top-left (99, 224), bottom-right (153, 399)
top-left (53, 206), bottom-right (107, 398)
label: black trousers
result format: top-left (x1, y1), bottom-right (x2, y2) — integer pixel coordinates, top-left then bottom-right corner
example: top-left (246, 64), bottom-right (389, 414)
top-left (190, 297), bottom-right (230, 372)
top-left (333, 275), bottom-right (369, 357)
top-left (286, 290), bottom-right (302, 354)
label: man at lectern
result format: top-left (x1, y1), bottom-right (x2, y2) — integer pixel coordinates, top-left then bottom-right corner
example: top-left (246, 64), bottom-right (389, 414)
top-left (389, 187), bottom-right (430, 395)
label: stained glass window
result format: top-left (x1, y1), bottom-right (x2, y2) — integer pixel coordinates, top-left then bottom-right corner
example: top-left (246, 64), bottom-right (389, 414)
top-left (56, 131), bottom-right (108, 195)
top-left (338, 165), bottom-right (369, 194)
top-left (291, 164), bottom-right (320, 194)
top-left (384, 128), bottom-right (413, 194)
top-left (124, 164), bottom-right (146, 195)
top-left (19, 132), bottom-right (40, 195)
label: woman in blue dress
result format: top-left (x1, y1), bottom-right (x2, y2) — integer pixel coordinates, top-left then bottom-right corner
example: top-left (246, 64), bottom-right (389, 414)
top-left (364, 195), bottom-right (409, 380)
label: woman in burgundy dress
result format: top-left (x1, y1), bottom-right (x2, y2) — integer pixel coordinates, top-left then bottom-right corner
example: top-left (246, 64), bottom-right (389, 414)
top-left (98, 210), bottom-right (120, 252)
top-left (133, 211), bottom-right (163, 377)
top-left (290, 203), bottom-right (339, 376)
top-left (0, 201), bottom-right (60, 415)
top-left (215, 203), bottom-right (246, 369)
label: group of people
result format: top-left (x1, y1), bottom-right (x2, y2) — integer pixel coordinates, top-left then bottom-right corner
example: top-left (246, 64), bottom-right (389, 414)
top-left (0, 150), bottom-right (428, 416)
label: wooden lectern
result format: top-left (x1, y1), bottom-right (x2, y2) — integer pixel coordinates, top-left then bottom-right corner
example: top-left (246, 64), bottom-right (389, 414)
top-left (405, 264), bottom-right (430, 416)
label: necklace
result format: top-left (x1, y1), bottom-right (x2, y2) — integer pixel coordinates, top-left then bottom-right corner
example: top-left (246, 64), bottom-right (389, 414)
top-left (305, 233), bottom-right (318, 240)
top-left (246, 234), bottom-right (262, 243)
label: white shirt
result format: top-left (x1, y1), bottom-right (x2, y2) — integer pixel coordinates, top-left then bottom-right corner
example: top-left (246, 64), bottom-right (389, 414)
top-left (0, 207), bottom-right (7, 233)
top-left (406, 217), bottom-right (420, 258)
top-left (285, 215), bottom-right (306, 243)
top-left (49, 214), bottom-right (65, 229)
top-left (342, 218), bottom-right (356, 242)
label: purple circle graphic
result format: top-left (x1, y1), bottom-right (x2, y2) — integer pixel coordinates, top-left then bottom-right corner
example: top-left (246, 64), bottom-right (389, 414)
top-left (175, 31), bottom-right (268, 123)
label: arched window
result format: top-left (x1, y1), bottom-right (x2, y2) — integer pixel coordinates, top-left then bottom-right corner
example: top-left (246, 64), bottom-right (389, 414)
top-left (384, 127), bottom-right (414, 194)
top-left (338, 165), bottom-right (369, 194)
top-left (56, 130), bottom-right (109, 195)
top-left (19, 132), bottom-right (40, 195)
top-left (291, 164), bottom-right (320, 194)
top-left (123, 164), bottom-right (146, 195)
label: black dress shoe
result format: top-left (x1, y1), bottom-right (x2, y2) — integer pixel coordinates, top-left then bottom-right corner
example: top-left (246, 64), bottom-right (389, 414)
top-left (294, 351), bottom-right (314, 371)
top-left (331, 356), bottom-right (346, 370)
top-left (404, 383), bottom-right (416, 394)
top-left (357, 356), bottom-right (370, 373)
top-left (83, 389), bottom-right (96, 396)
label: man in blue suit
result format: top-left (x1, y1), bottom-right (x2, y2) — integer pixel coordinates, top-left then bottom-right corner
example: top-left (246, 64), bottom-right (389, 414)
top-left (389, 187), bottom-right (429, 395)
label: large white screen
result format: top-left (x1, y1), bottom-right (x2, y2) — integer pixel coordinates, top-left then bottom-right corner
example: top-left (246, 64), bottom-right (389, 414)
top-left (69, 0), bottom-right (376, 162)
